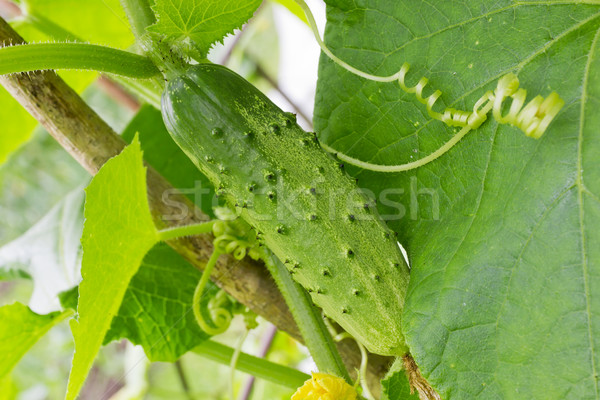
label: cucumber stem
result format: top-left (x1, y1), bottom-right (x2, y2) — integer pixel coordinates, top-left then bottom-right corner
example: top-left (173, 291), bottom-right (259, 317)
top-left (260, 250), bottom-right (352, 383)
top-left (139, 33), bottom-right (190, 80)
top-left (118, 0), bottom-right (190, 81)
top-left (13, 13), bottom-right (166, 104)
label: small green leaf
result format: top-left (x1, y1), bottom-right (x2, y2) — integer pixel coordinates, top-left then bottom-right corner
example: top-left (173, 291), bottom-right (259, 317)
top-left (105, 243), bottom-right (211, 362)
top-left (380, 358), bottom-right (419, 400)
top-left (149, 0), bottom-right (262, 56)
top-left (66, 136), bottom-right (159, 400)
top-left (58, 286), bottom-right (79, 311)
top-left (60, 244), bottom-right (216, 361)
top-left (0, 303), bottom-right (68, 379)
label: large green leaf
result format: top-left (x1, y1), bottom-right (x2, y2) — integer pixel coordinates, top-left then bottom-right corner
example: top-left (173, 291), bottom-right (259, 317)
top-left (66, 137), bottom-right (159, 400)
top-left (0, 303), bottom-right (68, 379)
top-left (105, 243), bottom-right (211, 362)
top-left (315, 1), bottom-right (600, 398)
top-left (149, 0), bottom-right (262, 56)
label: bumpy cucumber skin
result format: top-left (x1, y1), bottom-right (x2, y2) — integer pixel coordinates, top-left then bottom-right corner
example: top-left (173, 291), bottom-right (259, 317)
top-left (162, 63), bottom-right (410, 356)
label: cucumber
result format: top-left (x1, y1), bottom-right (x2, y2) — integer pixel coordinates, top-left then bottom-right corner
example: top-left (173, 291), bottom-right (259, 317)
top-left (161, 63), bottom-right (410, 356)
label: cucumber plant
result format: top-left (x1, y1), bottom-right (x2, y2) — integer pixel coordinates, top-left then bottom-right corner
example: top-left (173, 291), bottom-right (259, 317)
top-left (0, 0), bottom-right (594, 399)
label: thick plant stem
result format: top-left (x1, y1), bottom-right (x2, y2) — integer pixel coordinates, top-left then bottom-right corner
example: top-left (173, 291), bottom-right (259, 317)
top-left (119, 0), bottom-right (155, 40)
top-left (0, 42), bottom-right (160, 78)
top-left (402, 354), bottom-right (441, 400)
top-left (193, 340), bottom-right (309, 389)
top-left (261, 250), bottom-right (351, 383)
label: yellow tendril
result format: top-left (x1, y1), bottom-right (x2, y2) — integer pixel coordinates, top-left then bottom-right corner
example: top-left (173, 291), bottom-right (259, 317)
top-left (291, 372), bottom-right (358, 400)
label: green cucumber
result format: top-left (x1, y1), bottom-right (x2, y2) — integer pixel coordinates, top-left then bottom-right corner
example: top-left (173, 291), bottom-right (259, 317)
top-left (161, 63), bottom-right (410, 356)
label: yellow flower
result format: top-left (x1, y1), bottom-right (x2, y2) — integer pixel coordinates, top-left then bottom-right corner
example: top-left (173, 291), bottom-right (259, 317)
top-left (291, 372), bottom-right (357, 400)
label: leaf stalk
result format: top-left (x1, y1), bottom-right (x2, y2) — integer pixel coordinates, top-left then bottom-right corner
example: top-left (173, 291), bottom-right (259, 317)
top-left (193, 339), bottom-right (310, 389)
top-left (0, 42), bottom-right (160, 78)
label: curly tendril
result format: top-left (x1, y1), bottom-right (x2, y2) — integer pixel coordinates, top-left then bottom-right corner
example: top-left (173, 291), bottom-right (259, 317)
top-left (213, 231), bottom-right (254, 260)
top-left (293, 0), bottom-right (565, 172)
top-left (212, 207), bottom-right (261, 259)
top-left (192, 209), bottom-right (262, 335)
top-left (192, 249), bottom-right (230, 335)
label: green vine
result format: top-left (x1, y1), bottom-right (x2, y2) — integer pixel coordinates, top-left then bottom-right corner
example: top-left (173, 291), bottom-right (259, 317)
top-left (0, 42), bottom-right (160, 78)
top-left (193, 339), bottom-right (310, 389)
